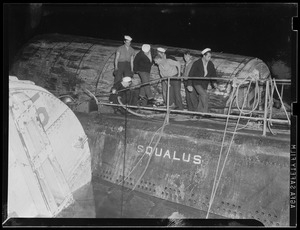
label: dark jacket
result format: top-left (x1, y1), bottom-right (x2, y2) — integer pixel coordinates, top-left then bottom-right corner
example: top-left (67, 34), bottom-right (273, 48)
top-left (109, 82), bottom-right (131, 105)
top-left (187, 58), bottom-right (217, 89)
top-left (133, 50), bottom-right (153, 73)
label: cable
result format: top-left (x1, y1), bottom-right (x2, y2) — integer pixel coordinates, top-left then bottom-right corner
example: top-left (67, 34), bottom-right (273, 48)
top-left (272, 78), bottom-right (291, 124)
top-left (83, 88), bottom-right (99, 104)
top-left (266, 79), bottom-right (277, 135)
top-left (120, 102), bottom-right (128, 217)
top-left (115, 97), bottom-right (167, 186)
top-left (206, 76), bottom-right (253, 219)
top-left (235, 77), bottom-right (260, 114)
top-left (130, 114), bottom-right (168, 192)
top-left (116, 96), bottom-right (165, 118)
top-left (205, 90), bottom-right (235, 219)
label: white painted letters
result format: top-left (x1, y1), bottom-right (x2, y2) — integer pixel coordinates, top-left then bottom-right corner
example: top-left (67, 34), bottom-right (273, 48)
top-left (136, 144), bottom-right (203, 166)
top-left (145, 146), bottom-right (153, 155)
top-left (182, 152), bottom-right (190, 162)
top-left (173, 151), bottom-right (180, 161)
top-left (137, 145), bottom-right (144, 153)
top-left (163, 150), bottom-right (171, 159)
top-left (193, 155), bottom-right (202, 165)
top-left (155, 148), bottom-right (163, 156)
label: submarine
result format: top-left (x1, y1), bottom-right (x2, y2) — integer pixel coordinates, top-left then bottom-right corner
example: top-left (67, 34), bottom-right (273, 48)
top-left (7, 33), bottom-right (292, 226)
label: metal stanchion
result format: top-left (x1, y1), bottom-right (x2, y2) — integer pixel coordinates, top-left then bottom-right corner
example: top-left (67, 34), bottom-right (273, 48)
top-left (263, 80), bottom-right (269, 136)
top-left (280, 84), bottom-right (284, 99)
top-left (166, 76), bottom-right (170, 124)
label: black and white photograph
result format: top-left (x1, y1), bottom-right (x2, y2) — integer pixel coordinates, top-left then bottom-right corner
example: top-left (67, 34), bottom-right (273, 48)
top-left (3, 3), bottom-right (298, 227)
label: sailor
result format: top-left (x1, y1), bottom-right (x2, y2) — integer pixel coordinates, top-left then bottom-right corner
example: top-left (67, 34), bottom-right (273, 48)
top-left (109, 76), bottom-right (133, 113)
top-left (157, 47), bottom-right (177, 61)
top-left (134, 44), bottom-right (156, 106)
top-left (114, 35), bottom-right (135, 84)
top-left (187, 48), bottom-right (217, 115)
top-left (154, 55), bottom-right (183, 110)
top-left (156, 47), bottom-right (171, 106)
top-left (157, 47), bottom-right (167, 59)
top-left (183, 51), bottom-right (199, 112)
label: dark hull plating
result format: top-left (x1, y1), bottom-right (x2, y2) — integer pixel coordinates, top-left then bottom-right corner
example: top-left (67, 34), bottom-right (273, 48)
top-left (75, 112), bottom-right (289, 226)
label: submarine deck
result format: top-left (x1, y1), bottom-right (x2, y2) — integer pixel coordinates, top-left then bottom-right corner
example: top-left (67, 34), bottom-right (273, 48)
top-left (76, 111), bottom-right (290, 142)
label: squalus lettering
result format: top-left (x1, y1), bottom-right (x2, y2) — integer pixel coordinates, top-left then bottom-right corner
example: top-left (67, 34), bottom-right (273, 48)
top-left (137, 145), bottom-right (202, 165)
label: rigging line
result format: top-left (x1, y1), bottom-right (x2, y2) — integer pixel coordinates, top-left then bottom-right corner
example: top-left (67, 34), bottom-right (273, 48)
top-left (208, 94), bottom-right (248, 218)
top-left (39, 42), bottom-right (59, 78)
top-left (83, 89), bottom-right (99, 104)
top-left (116, 97), bottom-right (165, 118)
top-left (93, 96), bottom-right (164, 189)
top-left (130, 115), bottom-right (168, 192)
top-left (116, 125), bottom-right (164, 187)
top-left (226, 113), bottom-right (254, 132)
top-left (205, 88), bottom-right (236, 219)
top-left (115, 98), bottom-right (165, 185)
top-left (206, 77), bottom-right (252, 219)
top-left (234, 77), bottom-right (260, 115)
top-left (75, 43), bottom-right (96, 77)
top-left (224, 57), bottom-right (256, 98)
top-left (97, 77), bottom-right (163, 97)
top-left (232, 58), bottom-right (257, 79)
top-left (128, 91), bottom-right (172, 191)
top-left (272, 78), bottom-right (291, 124)
top-left (120, 102), bottom-right (128, 217)
top-left (228, 57), bottom-right (250, 79)
top-left (94, 50), bottom-right (116, 95)
top-left (50, 40), bottom-right (75, 77)
top-left (267, 80), bottom-right (277, 135)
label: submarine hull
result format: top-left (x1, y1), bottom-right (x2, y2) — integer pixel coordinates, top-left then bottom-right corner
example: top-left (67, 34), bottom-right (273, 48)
top-left (75, 112), bottom-right (289, 226)
top-left (10, 33), bottom-right (271, 113)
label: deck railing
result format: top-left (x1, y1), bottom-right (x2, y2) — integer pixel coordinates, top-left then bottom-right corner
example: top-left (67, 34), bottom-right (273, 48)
top-left (89, 76), bottom-right (291, 136)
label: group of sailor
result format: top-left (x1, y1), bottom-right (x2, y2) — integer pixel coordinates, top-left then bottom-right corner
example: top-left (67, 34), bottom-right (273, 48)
top-left (110, 35), bottom-right (217, 118)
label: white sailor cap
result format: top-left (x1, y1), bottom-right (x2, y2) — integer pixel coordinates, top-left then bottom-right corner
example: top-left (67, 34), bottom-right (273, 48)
top-left (122, 76), bottom-right (132, 83)
top-left (142, 44), bottom-right (151, 52)
top-left (124, 35), bottom-right (132, 41)
top-left (157, 47), bottom-right (166, 53)
top-left (201, 48), bottom-right (211, 55)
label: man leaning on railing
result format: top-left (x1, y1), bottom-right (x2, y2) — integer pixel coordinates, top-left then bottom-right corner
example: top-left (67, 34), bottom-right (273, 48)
top-left (187, 48), bottom-right (217, 118)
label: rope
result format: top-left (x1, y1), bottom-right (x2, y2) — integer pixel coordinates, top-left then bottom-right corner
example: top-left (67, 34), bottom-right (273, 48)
top-left (266, 79), bottom-right (277, 135)
top-left (234, 77), bottom-right (260, 114)
top-left (116, 96), bottom-right (165, 118)
top-left (83, 88), bottom-right (99, 104)
top-left (224, 76), bottom-right (259, 132)
top-left (120, 103), bottom-right (128, 217)
top-left (114, 85), bottom-right (172, 192)
top-left (206, 76), bottom-right (254, 219)
top-left (227, 113), bottom-right (254, 131)
top-left (272, 78), bottom-right (291, 124)
top-left (130, 115), bottom-right (168, 192)
top-left (116, 125), bottom-right (164, 187)
top-left (205, 91), bottom-right (235, 219)
top-left (115, 96), bottom-right (168, 188)
top-left (94, 51), bottom-right (116, 95)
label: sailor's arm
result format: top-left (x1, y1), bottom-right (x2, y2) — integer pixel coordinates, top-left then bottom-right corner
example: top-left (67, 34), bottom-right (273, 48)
top-left (115, 52), bottom-right (120, 70)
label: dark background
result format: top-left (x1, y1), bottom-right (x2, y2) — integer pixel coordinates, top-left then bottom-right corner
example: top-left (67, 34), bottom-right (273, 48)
top-left (2, 4), bottom-right (298, 225)
top-left (4, 3), bottom-right (297, 72)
